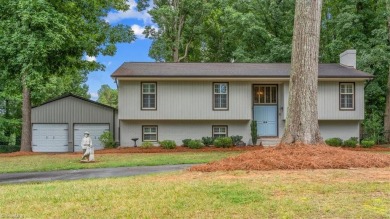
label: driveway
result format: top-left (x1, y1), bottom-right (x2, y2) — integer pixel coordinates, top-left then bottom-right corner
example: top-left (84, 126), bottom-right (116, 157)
top-left (0, 164), bottom-right (194, 184)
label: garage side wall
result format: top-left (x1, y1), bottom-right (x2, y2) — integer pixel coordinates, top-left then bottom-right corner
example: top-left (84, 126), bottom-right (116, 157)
top-left (32, 96), bottom-right (116, 152)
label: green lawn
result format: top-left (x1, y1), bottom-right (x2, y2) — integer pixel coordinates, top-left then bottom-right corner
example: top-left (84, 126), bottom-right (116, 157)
top-left (0, 152), bottom-right (241, 173)
top-left (1, 168), bottom-right (389, 218)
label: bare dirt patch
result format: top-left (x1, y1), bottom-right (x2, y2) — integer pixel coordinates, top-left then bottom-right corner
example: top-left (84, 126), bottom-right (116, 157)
top-left (190, 143), bottom-right (390, 172)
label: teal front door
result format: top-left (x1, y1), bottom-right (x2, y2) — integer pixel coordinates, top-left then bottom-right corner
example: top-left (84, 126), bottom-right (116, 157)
top-left (254, 106), bottom-right (277, 136)
top-left (253, 85), bottom-right (278, 137)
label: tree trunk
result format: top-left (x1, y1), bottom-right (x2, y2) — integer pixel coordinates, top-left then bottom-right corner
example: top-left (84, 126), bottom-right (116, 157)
top-left (281, 0), bottom-right (323, 144)
top-left (383, 1), bottom-right (390, 142)
top-left (20, 82), bottom-right (32, 152)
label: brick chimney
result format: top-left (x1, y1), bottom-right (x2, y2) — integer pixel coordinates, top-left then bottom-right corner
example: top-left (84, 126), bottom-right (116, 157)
top-left (340, 50), bottom-right (356, 68)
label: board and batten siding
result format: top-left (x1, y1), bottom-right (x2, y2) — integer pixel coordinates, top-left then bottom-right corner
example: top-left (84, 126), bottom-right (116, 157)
top-left (32, 96), bottom-right (117, 151)
top-left (118, 81), bottom-right (252, 120)
top-left (283, 81), bottom-right (364, 120)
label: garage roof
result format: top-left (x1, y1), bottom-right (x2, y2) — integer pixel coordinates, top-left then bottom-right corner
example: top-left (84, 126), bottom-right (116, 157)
top-left (32, 93), bottom-right (117, 110)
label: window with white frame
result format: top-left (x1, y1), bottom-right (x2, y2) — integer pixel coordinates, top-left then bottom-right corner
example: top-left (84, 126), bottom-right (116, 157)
top-left (142, 83), bottom-right (156, 110)
top-left (213, 83), bottom-right (228, 110)
top-left (212, 126), bottom-right (228, 138)
top-left (142, 126), bottom-right (158, 141)
top-left (340, 83), bottom-right (354, 110)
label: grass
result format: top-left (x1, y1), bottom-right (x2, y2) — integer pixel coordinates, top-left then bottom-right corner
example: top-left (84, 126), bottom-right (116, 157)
top-left (0, 152), bottom-right (241, 173)
top-left (0, 168), bottom-right (389, 218)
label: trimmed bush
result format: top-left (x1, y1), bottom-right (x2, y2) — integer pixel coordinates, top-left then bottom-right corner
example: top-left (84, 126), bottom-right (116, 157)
top-left (213, 137), bottom-right (233, 148)
top-left (251, 120), bottom-right (258, 145)
top-left (182, 139), bottom-right (191, 147)
top-left (230, 135), bottom-right (243, 146)
top-left (202, 137), bottom-right (214, 146)
top-left (140, 141), bottom-right (154, 149)
top-left (159, 140), bottom-right (176, 149)
top-left (188, 139), bottom-right (204, 149)
top-left (361, 140), bottom-right (375, 148)
top-left (343, 137), bottom-right (358, 148)
top-left (325, 138), bottom-right (343, 147)
top-left (99, 131), bottom-right (116, 148)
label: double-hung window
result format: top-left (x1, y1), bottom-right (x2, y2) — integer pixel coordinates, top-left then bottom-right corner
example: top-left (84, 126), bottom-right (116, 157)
top-left (213, 83), bottom-right (228, 110)
top-left (142, 83), bottom-right (156, 110)
top-left (212, 126), bottom-right (228, 138)
top-left (340, 83), bottom-right (354, 110)
top-left (142, 126), bottom-right (158, 142)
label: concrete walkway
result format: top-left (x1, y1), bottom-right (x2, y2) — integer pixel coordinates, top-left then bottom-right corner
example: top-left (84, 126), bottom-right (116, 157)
top-left (0, 164), bottom-right (194, 184)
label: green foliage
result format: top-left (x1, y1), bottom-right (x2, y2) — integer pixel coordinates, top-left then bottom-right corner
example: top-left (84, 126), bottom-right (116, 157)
top-left (97, 85), bottom-right (118, 108)
top-left (325, 138), bottom-right (343, 147)
top-left (230, 135), bottom-right (243, 146)
top-left (0, 0), bottom-right (135, 151)
top-left (188, 140), bottom-right (204, 149)
top-left (182, 139), bottom-right (191, 147)
top-left (202, 137), bottom-right (214, 146)
top-left (250, 121), bottom-right (258, 145)
top-left (159, 140), bottom-right (176, 149)
top-left (98, 131), bottom-right (116, 148)
top-left (141, 141), bottom-right (154, 149)
top-left (361, 140), bottom-right (375, 148)
top-left (0, 145), bottom-right (20, 153)
top-left (213, 137), bottom-right (233, 148)
top-left (363, 113), bottom-right (385, 144)
top-left (343, 137), bottom-right (358, 148)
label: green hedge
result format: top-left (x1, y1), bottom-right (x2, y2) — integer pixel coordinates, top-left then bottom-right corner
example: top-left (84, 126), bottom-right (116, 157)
top-left (0, 145), bottom-right (20, 153)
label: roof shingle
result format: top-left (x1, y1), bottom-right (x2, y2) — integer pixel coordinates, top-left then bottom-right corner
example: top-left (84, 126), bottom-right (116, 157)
top-left (111, 62), bottom-right (373, 79)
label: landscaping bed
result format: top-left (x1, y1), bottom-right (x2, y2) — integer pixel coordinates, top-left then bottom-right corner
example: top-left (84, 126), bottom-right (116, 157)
top-left (190, 143), bottom-right (390, 172)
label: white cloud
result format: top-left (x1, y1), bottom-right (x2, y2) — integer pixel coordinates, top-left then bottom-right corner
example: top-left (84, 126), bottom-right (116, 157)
top-left (85, 55), bottom-right (96, 62)
top-left (105, 0), bottom-right (153, 25)
top-left (90, 92), bottom-right (99, 100)
top-left (131, 24), bottom-right (146, 39)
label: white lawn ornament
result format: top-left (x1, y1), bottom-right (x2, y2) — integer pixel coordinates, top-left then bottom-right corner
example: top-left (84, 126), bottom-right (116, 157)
top-left (80, 131), bottom-right (94, 162)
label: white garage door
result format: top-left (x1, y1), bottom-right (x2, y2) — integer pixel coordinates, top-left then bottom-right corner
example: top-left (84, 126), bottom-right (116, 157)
top-left (74, 124), bottom-right (110, 152)
top-left (32, 124), bottom-right (69, 152)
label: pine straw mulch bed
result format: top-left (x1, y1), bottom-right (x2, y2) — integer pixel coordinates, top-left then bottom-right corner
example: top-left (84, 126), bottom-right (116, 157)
top-left (190, 143), bottom-right (390, 172)
top-left (0, 146), bottom-right (263, 157)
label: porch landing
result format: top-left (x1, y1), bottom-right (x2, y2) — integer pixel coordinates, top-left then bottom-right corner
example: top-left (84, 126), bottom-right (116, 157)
top-left (259, 138), bottom-right (281, 146)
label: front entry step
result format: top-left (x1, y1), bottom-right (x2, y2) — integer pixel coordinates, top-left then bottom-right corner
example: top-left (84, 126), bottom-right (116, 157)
top-left (258, 138), bottom-right (281, 146)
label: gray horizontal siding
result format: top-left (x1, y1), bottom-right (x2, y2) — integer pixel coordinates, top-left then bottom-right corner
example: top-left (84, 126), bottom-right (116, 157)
top-left (118, 81), bottom-right (252, 120)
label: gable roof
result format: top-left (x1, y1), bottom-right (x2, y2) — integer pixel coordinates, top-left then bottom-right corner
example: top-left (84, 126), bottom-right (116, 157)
top-left (111, 63), bottom-right (373, 79)
top-left (32, 93), bottom-right (117, 110)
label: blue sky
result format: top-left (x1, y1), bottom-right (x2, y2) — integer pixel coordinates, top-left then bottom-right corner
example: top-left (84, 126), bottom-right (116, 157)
top-left (86, 0), bottom-right (155, 100)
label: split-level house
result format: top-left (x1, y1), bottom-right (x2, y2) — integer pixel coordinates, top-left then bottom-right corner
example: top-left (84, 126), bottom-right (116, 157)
top-left (112, 50), bottom-right (373, 146)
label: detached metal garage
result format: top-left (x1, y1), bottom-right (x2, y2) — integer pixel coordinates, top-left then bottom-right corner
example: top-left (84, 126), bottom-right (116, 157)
top-left (32, 94), bottom-right (118, 152)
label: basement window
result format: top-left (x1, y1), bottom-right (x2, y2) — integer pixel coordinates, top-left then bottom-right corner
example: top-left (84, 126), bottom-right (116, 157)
top-left (212, 126), bottom-right (228, 138)
top-left (142, 126), bottom-right (158, 142)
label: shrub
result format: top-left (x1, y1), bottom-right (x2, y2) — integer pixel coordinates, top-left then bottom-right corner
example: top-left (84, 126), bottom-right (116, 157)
top-left (202, 137), bottom-right (214, 146)
top-left (140, 141), bottom-right (154, 149)
top-left (325, 138), bottom-right (343, 147)
top-left (250, 121), bottom-right (258, 145)
top-left (99, 131), bottom-right (116, 148)
top-left (361, 140), bottom-right (375, 148)
top-left (188, 139), bottom-right (204, 149)
top-left (343, 137), bottom-right (358, 148)
top-left (0, 145), bottom-right (20, 153)
top-left (213, 137), bottom-right (233, 148)
top-left (159, 140), bottom-right (176, 149)
top-left (182, 139), bottom-right (191, 147)
top-left (230, 135), bottom-right (243, 146)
